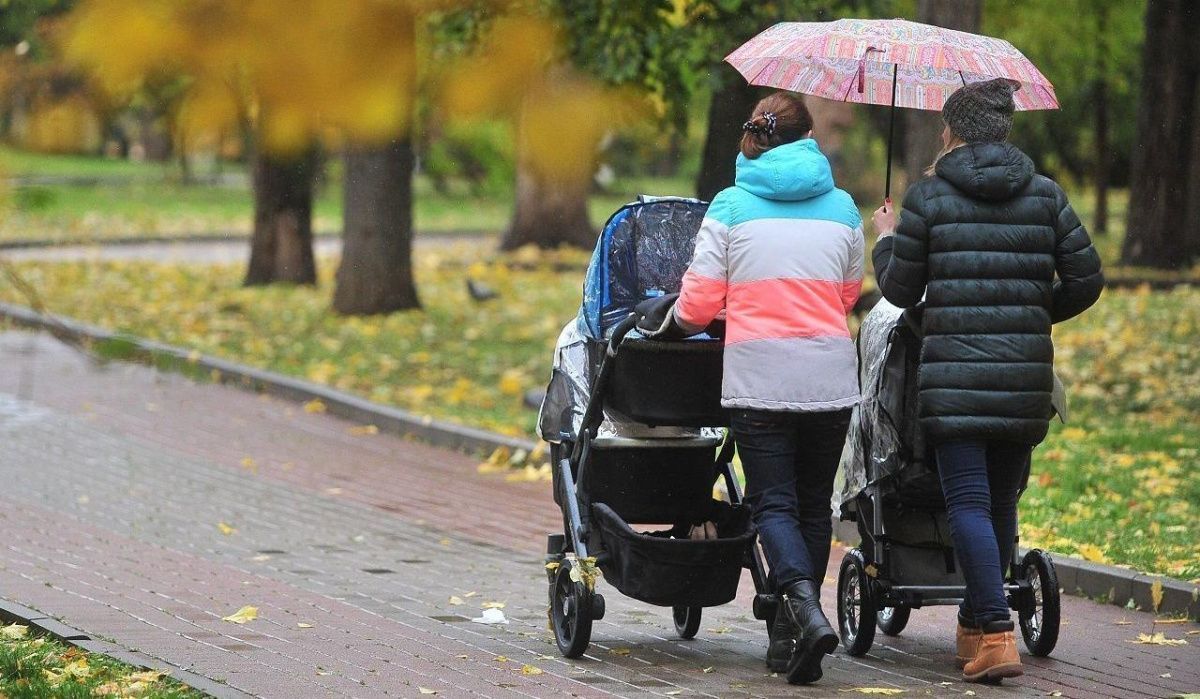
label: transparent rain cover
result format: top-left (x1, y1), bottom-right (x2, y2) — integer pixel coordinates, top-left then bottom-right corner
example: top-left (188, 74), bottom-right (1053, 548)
top-left (834, 298), bottom-right (905, 511)
top-left (578, 196), bottom-right (708, 340)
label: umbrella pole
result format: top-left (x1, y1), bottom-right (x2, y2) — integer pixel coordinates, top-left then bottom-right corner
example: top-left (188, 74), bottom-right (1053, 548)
top-left (885, 63), bottom-right (897, 201)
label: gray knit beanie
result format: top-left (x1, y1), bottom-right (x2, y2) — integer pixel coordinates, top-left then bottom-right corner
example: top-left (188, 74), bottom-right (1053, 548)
top-left (941, 78), bottom-right (1020, 143)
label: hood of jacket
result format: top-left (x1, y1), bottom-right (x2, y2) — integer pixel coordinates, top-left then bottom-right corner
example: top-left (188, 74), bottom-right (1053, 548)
top-left (935, 142), bottom-right (1035, 201)
top-left (734, 138), bottom-right (835, 202)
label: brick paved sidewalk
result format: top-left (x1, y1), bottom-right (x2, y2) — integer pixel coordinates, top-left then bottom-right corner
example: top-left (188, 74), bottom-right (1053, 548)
top-left (0, 330), bottom-right (1195, 698)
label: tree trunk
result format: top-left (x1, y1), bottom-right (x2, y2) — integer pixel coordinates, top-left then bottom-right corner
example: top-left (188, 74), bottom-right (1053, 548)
top-left (695, 72), bottom-right (760, 201)
top-left (1093, 77), bottom-right (1109, 235)
top-left (500, 161), bottom-right (594, 250)
top-left (902, 0), bottom-right (983, 190)
top-left (1123, 0), bottom-right (1200, 268)
top-left (1092, 3), bottom-right (1110, 235)
top-left (245, 148), bottom-right (318, 286)
top-left (333, 140), bottom-right (420, 314)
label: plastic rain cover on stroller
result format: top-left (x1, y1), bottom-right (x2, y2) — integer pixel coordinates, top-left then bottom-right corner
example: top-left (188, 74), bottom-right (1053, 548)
top-left (537, 196), bottom-right (718, 443)
top-left (834, 298), bottom-right (906, 512)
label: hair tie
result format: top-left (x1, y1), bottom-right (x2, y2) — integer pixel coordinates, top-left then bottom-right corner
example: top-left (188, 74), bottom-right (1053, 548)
top-left (741, 111), bottom-right (778, 137)
top-left (761, 112), bottom-right (777, 135)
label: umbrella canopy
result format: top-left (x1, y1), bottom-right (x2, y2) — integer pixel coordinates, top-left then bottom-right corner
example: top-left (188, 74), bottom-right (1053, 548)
top-left (725, 18), bottom-right (1058, 112)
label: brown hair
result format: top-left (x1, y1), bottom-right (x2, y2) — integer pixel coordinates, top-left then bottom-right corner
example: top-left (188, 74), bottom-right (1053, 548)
top-left (739, 92), bottom-right (814, 159)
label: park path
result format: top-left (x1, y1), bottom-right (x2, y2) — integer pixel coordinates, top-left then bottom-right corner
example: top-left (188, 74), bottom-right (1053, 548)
top-left (0, 329), bottom-right (1196, 698)
top-left (0, 233), bottom-right (486, 264)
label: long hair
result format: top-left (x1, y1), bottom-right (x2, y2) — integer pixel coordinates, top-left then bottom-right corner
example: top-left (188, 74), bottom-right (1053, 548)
top-left (925, 128), bottom-right (967, 177)
top-left (739, 92), bottom-right (814, 159)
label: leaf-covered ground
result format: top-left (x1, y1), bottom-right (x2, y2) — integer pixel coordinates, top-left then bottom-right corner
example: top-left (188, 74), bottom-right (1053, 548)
top-left (0, 247), bottom-right (1196, 581)
top-left (0, 623), bottom-right (202, 698)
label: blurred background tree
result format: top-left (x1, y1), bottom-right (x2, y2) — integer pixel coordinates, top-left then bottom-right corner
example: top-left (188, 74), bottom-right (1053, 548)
top-left (1122, 0), bottom-right (1200, 267)
top-left (6, 0), bottom-right (1191, 269)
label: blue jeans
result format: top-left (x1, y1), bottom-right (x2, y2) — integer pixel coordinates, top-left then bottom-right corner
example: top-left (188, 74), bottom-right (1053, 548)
top-left (731, 408), bottom-right (852, 590)
top-left (935, 440), bottom-right (1032, 627)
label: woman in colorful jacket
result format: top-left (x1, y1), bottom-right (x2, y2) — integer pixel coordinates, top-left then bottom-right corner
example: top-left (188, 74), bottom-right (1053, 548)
top-left (671, 92), bottom-right (864, 686)
top-left (872, 78), bottom-right (1103, 683)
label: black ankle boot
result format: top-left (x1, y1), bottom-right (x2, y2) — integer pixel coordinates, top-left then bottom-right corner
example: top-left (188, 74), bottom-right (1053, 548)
top-left (781, 579), bottom-right (839, 685)
top-left (765, 597), bottom-right (796, 672)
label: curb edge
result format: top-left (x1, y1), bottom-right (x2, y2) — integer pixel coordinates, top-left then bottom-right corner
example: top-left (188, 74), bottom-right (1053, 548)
top-left (0, 599), bottom-right (252, 699)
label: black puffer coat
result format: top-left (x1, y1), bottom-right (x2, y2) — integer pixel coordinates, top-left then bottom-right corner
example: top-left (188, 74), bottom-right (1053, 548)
top-left (873, 142), bottom-right (1103, 446)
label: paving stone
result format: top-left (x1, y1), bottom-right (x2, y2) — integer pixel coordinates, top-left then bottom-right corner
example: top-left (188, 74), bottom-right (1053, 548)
top-left (0, 330), bottom-right (1196, 699)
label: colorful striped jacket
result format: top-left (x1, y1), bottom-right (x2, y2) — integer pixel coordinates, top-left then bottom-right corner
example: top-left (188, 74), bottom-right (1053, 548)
top-left (672, 138), bottom-right (864, 412)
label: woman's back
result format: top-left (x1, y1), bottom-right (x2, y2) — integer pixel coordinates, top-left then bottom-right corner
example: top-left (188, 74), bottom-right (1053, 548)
top-left (676, 137), bottom-right (864, 411)
top-left (875, 141), bottom-right (1103, 445)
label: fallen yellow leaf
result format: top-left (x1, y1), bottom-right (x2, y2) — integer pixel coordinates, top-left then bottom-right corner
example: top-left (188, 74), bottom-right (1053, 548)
top-left (0, 623), bottom-right (28, 640)
top-left (126, 670), bottom-right (166, 683)
top-left (419, 688), bottom-right (437, 695)
top-left (303, 398), bottom-right (326, 414)
top-left (1151, 579), bottom-right (1164, 613)
top-left (217, 521), bottom-right (236, 536)
top-left (494, 655), bottom-right (509, 663)
top-left (841, 689), bottom-right (905, 696)
top-left (62, 658), bottom-right (91, 679)
top-left (349, 424), bottom-right (378, 436)
top-left (43, 668), bottom-right (66, 687)
top-left (481, 601), bottom-right (506, 609)
top-left (222, 605), bottom-right (259, 624)
top-left (1077, 543), bottom-right (1109, 563)
top-left (239, 456), bottom-right (257, 470)
top-left (609, 647), bottom-right (631, 656)
top-left (701, 666), bottom-right (714, 673)
top-left (297, 623), bottom-right (313, 629)
top-left (520, 664), bottom-right (544, 675)
top-left (1129, 632), bottom-right (1188, 646)
top-left (448, 596), bottom-right (464, 605)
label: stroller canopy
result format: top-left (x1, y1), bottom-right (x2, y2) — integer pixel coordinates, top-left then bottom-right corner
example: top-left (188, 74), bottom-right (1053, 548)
top-left (577, 196), bottom-right (709, 340)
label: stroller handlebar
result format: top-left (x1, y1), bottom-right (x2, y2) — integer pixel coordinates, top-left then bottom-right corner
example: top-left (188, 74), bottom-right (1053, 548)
top-left (607, 313), bottom-right (641, 356)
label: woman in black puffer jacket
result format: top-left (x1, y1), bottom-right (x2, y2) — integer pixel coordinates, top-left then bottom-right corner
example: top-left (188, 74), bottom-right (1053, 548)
top-left (871, 78), bottom-right (1103, 683)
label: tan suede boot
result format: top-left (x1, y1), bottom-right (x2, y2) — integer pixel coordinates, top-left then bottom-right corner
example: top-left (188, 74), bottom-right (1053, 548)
top-left (962, 622), bottom-right (1023, 683)
top-left (955, 622), bottom-right (982, 669)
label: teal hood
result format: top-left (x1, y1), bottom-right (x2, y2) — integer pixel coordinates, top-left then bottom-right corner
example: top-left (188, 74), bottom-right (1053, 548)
top-left (734, 139), bottom-right (835, 202)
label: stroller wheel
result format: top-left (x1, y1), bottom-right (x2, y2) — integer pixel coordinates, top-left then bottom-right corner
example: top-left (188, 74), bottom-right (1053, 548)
top-left (1017, 549), bottom-right (1061, 657)
top-left (837, 548), bottom-right (878, 657)
top-left (672, 606), bottom-right (702, 639)
top-left (549, 560), bottom-right (594, 658)
top-left (877, 604), bottom-right (911, 637)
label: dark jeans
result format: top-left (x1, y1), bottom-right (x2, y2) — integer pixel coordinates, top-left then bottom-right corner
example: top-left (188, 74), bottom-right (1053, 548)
top-left (731, 408), bottom-right (852, 591)
top-left (935, 440), bottom-right (1032, 627)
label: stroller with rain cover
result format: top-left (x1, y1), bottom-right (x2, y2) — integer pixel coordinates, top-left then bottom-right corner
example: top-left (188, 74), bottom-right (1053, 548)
top-left (834, 298), bottom-right (1062, 658)
top-left (537, 196), bottom-right (778, 658)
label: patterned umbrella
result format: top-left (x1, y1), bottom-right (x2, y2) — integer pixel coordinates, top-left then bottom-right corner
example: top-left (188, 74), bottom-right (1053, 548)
top-left (726, 18), bottom-right (1058, 197)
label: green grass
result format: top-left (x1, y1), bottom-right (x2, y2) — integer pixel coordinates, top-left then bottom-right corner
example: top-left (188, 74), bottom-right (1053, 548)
top-left (0, 623), bottom-right (204, 698)
top-left (0, 145), bottom-right (690, 243)
top-left (0, 145), bottom-right (178, 181)
top-left (0, 246), bottom-right (1195, 580)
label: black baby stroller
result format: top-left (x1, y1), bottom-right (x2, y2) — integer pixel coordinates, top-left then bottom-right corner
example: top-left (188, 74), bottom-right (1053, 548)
top-left (537, 196), bottom-right (778, 658)
top-left (835, 298), bottom-right (1062, 658)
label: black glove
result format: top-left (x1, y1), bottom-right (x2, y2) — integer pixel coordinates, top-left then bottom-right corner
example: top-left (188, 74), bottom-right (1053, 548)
top-left (634, 292), bottom-right (684, 339)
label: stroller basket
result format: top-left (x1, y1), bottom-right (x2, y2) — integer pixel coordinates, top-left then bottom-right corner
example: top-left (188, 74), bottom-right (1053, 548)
top-left (591, 502), bottom-right (754, 608)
